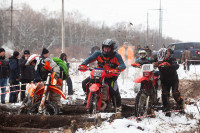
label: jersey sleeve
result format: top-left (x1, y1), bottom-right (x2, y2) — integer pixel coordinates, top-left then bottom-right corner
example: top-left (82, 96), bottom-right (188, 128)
top-left (82, 51), bottom-right (101, 65)
top-left (115, 53), bottom-right (126, 70)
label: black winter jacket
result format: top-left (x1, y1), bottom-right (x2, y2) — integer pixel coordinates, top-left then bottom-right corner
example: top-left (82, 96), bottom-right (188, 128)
top-left (158, 57), bottom-right (179, 85)
top-left (0, 56), bottom-right (9, 79)
top-left (9, 56), bottom-right (20, 82)
top-left (136, 57), bottom-right (151, 65)
top-left (19, 55), bottom-right (35, 81)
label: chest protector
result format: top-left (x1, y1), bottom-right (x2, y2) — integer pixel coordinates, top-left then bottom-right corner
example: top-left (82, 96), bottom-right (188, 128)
top-left (97, 55), bottom-right (118, 70)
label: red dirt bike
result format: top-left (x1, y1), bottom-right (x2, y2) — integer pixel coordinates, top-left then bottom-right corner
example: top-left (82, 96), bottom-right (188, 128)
top-left (78, 65), bottom-right (120, 114)
top-left (131, 63), bottom-right (160, 118)
top-left (19, 70), bottom-right (66, 115)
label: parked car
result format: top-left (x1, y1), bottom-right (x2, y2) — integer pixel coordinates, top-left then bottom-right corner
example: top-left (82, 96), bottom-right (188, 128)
top-left (168, 42), bottom-right (200, 63)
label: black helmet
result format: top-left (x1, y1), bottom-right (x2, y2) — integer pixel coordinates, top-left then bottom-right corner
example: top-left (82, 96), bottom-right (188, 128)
top-left (102, 39), bottom-right (117, 57)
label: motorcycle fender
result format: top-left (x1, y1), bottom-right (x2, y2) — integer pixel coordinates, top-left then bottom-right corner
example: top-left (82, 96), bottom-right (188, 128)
top-left (134, 77), bottom-right (149, 83)
top-left (89, 84), bottom-right (100, 92)
top-left (35, 86), bottom-right (66, 99)
top-left (86, 92), bottom-right (92, 109)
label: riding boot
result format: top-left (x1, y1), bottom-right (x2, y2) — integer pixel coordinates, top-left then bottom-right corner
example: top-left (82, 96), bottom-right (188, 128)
top-left (176, 99), bottom-right (185, 114)
top-left (173, 92), bottom-right (185, 114)
top-left (162, 94), bottom-right (171, 117)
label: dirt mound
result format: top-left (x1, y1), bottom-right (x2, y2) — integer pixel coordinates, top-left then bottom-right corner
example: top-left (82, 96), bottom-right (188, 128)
top-left (179, 80), bottom-right (200, 99)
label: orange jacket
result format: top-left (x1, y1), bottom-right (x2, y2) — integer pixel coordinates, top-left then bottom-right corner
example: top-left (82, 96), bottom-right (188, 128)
top-left (118, 45), bottom-right (134, 65)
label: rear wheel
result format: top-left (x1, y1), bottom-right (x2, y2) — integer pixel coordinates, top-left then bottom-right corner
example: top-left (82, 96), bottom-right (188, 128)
top-left (27, 101), bottom-right (58, 115)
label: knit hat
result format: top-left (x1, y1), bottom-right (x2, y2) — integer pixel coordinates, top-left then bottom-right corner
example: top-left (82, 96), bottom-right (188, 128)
top-left (0, 48), bottom-right (5, 53)
top-left (13, 51), bottom-right (19, 57)
top-left (42, 48), bottom-right (49, 55)
top-left (24, 50), bottom-right (30, 55)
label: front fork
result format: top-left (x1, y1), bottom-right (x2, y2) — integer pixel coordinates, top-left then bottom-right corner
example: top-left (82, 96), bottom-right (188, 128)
top-left (38, 73), bottom-right (51, 114)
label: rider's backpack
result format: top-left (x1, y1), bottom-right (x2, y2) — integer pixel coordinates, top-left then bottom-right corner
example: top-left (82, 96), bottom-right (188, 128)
top-left (52, 57), bottom-right (69, 80)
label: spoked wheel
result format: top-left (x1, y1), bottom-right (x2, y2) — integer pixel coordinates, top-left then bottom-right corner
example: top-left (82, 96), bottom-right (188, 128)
top-left (88, 93), bottom-right (97, 114)
top-left (135, 90), bottom-right (151, 119)
top-left (27, 101), bottom-right (58, 115)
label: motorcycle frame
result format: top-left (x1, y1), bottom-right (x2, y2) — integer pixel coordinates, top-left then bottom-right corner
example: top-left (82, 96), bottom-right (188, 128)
top-left (86, 69), bottom-right (111, 111)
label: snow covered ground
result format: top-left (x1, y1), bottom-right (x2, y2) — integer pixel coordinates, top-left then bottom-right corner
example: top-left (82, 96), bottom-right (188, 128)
top-left (2, 60), bottom-right (200, 132)
top-left (66, 62), bottom-right (200, 133)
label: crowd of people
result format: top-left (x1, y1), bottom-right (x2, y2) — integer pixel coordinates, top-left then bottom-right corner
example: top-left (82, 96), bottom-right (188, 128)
top-left (0, 48), bottom-right (73, 106)
top-left (0, 39), bottom-right (185, 116)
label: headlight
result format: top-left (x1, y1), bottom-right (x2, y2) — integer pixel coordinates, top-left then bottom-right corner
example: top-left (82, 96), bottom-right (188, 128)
top-left (143, 72), bottom-right (149, 76)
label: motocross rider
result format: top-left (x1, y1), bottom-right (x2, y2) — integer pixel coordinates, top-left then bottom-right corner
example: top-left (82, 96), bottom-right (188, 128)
top-left (25, 54), bottom-right (63, 111)
top-left (135, 50), bottom-right (151, 65)
top-left (157, 48), bottom-right (185, 117)
top-left (81, 39), bottom-right (126, 112)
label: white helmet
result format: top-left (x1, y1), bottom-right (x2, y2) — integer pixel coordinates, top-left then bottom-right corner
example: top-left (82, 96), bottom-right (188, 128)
top-left (157, 48), bottom-right (170, 61)
top-left (26, 54), bottom-right (40, 70)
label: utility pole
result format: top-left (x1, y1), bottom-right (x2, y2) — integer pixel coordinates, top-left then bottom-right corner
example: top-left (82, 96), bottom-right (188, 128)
top-left (158, 0), bottom-right (163, 47)
top-left (146, 11), bottom-right (149, 45)
top-left (10, 0), bottom-right (13, 43)
top-left (62, 0), bottom-right (65, 53)
top-left (147, 0), bottom-right (163, 48)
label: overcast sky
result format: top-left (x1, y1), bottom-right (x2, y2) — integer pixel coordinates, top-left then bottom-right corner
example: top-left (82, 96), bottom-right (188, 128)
top-left (2, 0), bottom-right (200, 42)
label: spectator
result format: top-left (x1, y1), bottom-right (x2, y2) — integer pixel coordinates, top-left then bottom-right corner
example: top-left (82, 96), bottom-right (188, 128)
top-left (34, 48), bottom-right (49, 82)
top-left (9, 51), bottom-right (20, 103)
top-left (135, 45), bottom-right (142, 58)
top-left (19, 50), bottom-right (35, 101)
top-left (118, 42), bottom-right (134, 65)
top-left (181, 48), bottom-right (192, 71)
top-left (60, 53), bottom-right (73, 95)
top-left (0, 48), bottom-right (9, 104)
top-left (89, 46), bottom-right (100, 55)
top-left (41, 48), bottom-right (49, 59)
top-left (144, 46), bottom-right (152, 57)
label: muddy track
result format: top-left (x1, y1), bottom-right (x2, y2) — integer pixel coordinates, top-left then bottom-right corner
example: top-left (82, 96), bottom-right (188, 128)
top-left (0, 98), bottom-right (135, 133)
top-left (0, 80), bottom-right (197, 132)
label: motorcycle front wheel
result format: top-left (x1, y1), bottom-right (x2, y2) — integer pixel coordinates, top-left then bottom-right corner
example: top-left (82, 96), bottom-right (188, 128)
top-left (88, 93), bottom-right (96, 114)
top-left (135, 90), bottom-right (151, 118)
top-left (27, 101), bottom-right (58, 115)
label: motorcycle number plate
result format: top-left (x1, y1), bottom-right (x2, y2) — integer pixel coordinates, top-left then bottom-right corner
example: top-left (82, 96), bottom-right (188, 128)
top-left (142, 65), bottom-right (150, 71)
top-left (94, 70), bottom-right (103, 77)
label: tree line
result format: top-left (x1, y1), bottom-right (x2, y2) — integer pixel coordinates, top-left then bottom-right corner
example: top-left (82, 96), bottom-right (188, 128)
top-left (0, 4), bottom-right (179, 58)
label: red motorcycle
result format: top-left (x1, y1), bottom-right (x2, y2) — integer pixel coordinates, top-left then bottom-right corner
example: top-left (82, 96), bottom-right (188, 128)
top-left (131, 63), bottom-right (160, 118)
top-left (78, 65), bottom-right (120, 114)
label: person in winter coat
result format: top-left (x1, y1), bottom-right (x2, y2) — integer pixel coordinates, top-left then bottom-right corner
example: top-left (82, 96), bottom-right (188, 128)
top-left (80, 39), bottom-right (126, 112)
top-left (0, 48), bottom-right (9, 104)
top-left (157, 48), bottom-right (184, 117)
top-left (60, 53), bottom-right (73, 95)
top-left (19, 50), bottom-right (35, 101)
top-left (181, 47), bottom-right (192, 71)
top-left (9, 51), bottom-right (20, 103)
top-left (118, 42), bottom-right (134, 65)
top-left (34, 48), bottom-right (50, 82)
top-left (143, 46), bottom-right (152, 57)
